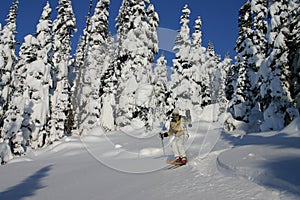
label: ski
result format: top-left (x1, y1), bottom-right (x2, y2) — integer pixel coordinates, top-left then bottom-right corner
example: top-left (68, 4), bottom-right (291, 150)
top-left (167, 164), bottom-right (182, 170)
top-left (166, 159), bottom-right (186, 170)
top-left (166, 159), bottom-right (180, 165)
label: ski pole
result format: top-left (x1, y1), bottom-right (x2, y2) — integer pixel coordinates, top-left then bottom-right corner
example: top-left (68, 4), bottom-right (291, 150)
top-left (160, 133), bottom-right (166, 156)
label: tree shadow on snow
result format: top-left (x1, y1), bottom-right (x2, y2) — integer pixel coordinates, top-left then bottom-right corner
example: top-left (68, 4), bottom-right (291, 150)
top-left (221, 132), bottom-right (300, 149)
top-left (258, 156), bottom-right (300, 196)
top-left (0, 165), bottom-right (53, 200)
top-left (221, 132), bottom-right (300, 196)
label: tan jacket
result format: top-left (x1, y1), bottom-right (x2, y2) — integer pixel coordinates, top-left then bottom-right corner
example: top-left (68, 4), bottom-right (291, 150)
top-left (167, 116), bottom-right (187, 137)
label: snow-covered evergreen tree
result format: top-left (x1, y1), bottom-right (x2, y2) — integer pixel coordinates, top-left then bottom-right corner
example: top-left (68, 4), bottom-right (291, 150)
top-left (79, 0), bottom-right (112, 134)
top-left (115, 0), bottom-right (159, 130)
top-left (287, 0), bottom-right (300, 110)
top-left (251, 0), bottom-right (268, 71)
top-left (146, 3), bottom-right (159, 62)
top-left (229, 1), bottom-right (255, 122)
top-left (0, 0), bottom-right (18, 133)
top-left (28, 1), bottom-right (53, 148)
top-left (99, 38), bottom-right (117, 131)
top-left (170, 4), bottom-right (195, 114)
top-left (72, 0), bottom-right (94, 134)
top-left (200, 42), bottom-right (220, 108)
top-left (246, 0), bottom-right (269, 126)
top-left (259, 0), bottom-right (292, 131)
top-left (36, 1), bottom-right (53, 66)
top-left (50, 0), bottom-right (76, 139)
top-left (189, 16), bottom-right (206, 70)
top-left (2, 1), bottom-right (53, 151)
top-left (2, 35), bottom-right (38, 154)
top-left (153, 53), bottom-right (169, 125)
top-left (225, 56), bottom-right (237, 102)
top-left (217, 53), bottom-right (232, 115)
top-left (186, 16), bottom-right (206, 119)
top-left (172, 4), bottom-right (191, 72)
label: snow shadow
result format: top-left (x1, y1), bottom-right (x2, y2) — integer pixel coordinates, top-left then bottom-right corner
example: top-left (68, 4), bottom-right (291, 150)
top-left (221, 132), bottom-right (300, 149)
top-left (221, 132), bottom-right (300, 196)
top-left (0, 165), bottom-right (52, 200)
top-left (259, 156), bottom-right (300, 196)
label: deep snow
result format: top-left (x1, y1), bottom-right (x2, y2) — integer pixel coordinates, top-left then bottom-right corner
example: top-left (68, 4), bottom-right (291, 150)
top-left (0, 117), bottom-right (299, 200)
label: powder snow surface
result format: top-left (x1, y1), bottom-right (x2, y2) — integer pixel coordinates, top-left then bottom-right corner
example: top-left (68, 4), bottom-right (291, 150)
top-left (0, 117), bottom-right (299, 200)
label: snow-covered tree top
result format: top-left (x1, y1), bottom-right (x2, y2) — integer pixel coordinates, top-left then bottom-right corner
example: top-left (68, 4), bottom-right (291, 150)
top-left (191, 16), bottom-right (202, 47)
top-left (36, 2), bottom-right (52, 35)
top-left (53, 0), bottom-right (77, 35)
top-left (5, 0), bottom-right (18, 24)
top-left (89, 0), bottom-right (110, 45)
top-left (181, 4), bottom-right (190, 25)
top-left (40, 1), bottom-right (51, 20)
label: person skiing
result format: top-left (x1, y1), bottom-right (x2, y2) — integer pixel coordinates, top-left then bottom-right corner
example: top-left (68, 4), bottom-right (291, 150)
top-left (160, 109), bottom-right (190, 165)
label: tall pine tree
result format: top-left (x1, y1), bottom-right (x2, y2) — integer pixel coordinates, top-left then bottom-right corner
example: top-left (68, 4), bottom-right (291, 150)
top-left (229, 1), bottom-right (254, 122)
top-left (115, 0), bottom-right (159, 130)
top-left (153, 53), bottom-right (169, 125)
top-left (29, 1), bottom-right (53, 148)
top-left (2, 35), bottom-right (38, 154)
top-left (50, 0), bottom-right (76, 139)
top-left (170, 4), bottom-right (193, 113)
top-left (259, 0), bottom-right (292, 131)
top-left (287, 0), bottom-right (300, 110)
top-left (250, 0), bottom-right (268, 122)
top-left (0, 0), bottom-right (19, 134)
top-left (80, 0), bottom-right (112, 134)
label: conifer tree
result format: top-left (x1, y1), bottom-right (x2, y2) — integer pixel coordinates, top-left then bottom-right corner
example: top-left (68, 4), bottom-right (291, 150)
top-left (72, 0), bottom-right (94, 134)
top-left (250, 0), bottom-right (268, 117)
top-left (229, 1), bottom-right (254, 122)
top-left (251, 0), bottom-right (268, 71)
top-left (29, 1), bottom-right (53, 148)
top-left (189, 16), bottom-right (206, 69)
top-left (99, 36), bottom-right (116, 131)
top-left (219, 53), bottom-right (232, 114)
top-left (187, 16), bottom-right (206, 118)
top-left (153, 53), bottom-right (169, 125)
top-left (172, 4), bottom-right (191, 73)
top-left (115, 0), bottom-right (159, 129)
top-left (171, 4), bottom-right (194, 113)
top-left (3, 1), bottom-right (53, 151)
top-left (50, 0), bottom-right (76, 139)
top-left (0, 0), bottom-right (19, 133)
top-left (287, 0), bottom-right (300, 110)
top-left (146, 3), bottom-right (159, 62)
top-left (80, 0), bottom-right (112, 134)
top-left (2, 35), bottom-right (38, 154)
top-left (199, 42), bottom-right (218, 107)
top-left (259, 0), bottom-right (293, 131)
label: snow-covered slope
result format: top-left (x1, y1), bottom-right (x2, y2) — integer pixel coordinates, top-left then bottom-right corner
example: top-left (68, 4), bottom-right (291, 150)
top-left (1, 117), bottom-right (299, 199)
top-left (217, 117), bottom-right (300, 199)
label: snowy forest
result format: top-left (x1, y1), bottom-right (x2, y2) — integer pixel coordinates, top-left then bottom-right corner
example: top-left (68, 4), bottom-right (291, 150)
top-left (0, 0), bottom-right (299, 157)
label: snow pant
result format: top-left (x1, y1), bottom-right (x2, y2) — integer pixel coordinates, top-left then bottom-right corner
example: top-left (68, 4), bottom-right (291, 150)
top-left (172, 134), bottom-right (187, 158)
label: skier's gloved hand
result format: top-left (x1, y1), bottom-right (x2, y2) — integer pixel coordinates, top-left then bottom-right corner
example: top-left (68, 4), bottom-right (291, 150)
top-left (160, 132), bottom-right (168, 139)
top-left (188, 123), bottom-right (192, 127)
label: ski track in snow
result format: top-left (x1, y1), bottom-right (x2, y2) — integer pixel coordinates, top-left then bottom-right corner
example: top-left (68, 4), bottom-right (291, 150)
top-left (0, 120), bottom-right (299, 200)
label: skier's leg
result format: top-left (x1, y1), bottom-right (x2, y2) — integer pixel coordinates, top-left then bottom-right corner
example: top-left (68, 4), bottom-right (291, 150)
top-left (177, 135), bottom-right (187, 158)
top-left (172, 137), bottom-right (180, 159)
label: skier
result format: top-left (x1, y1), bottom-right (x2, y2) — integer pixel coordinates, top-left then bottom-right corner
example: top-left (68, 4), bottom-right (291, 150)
top-left (160, 109), bottom-right (190, 165)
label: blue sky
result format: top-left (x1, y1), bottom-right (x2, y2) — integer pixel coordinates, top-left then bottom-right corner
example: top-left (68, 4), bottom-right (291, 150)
top-left (0, 0), bottom-right (245, 63)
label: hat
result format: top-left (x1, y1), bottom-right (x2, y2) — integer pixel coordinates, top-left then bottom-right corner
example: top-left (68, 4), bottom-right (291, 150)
top-left (172, 109), bottom-right (180, 116)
